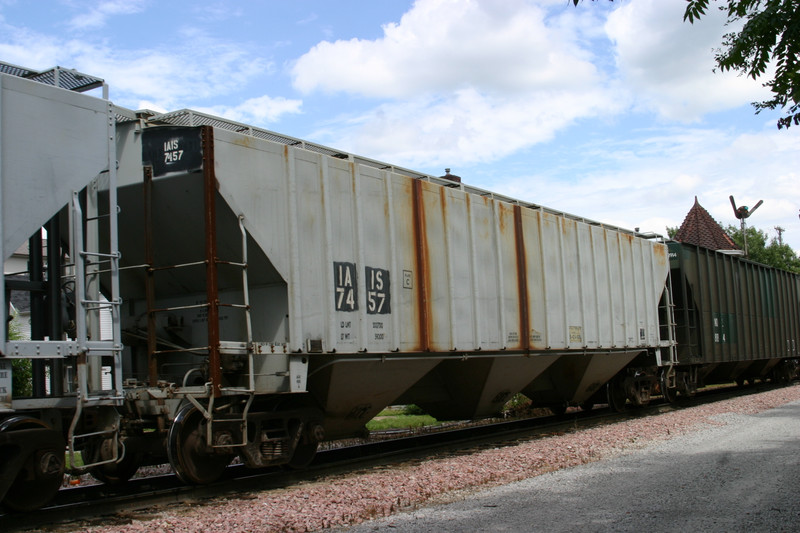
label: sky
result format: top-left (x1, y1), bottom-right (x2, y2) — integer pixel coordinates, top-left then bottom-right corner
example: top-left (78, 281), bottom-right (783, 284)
top-left (2, 0), bottom-right (799, 251)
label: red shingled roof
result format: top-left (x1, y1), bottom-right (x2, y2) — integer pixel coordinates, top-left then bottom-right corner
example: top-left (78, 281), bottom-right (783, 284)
top-left (674, 197), bottom-right (739, 251)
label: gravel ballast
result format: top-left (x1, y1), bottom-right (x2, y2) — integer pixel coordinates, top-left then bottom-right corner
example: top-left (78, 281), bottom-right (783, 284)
top-left (72, 385), bottom-right (800, 533)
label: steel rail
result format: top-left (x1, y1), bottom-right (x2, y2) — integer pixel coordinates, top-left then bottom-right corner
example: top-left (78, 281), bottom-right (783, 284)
top-left (0, 383), bottom-right (782, 532)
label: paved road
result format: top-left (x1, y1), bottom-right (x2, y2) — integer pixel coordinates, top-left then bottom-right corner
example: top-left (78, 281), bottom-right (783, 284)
top-left (342, 400), bottom-right (800, 532)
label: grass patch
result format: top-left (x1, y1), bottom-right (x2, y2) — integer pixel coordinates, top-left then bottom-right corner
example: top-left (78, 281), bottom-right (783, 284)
top-left (366, 413), bottom-right (440, 431)
top-left (366, 405), bottom-right (441, 431)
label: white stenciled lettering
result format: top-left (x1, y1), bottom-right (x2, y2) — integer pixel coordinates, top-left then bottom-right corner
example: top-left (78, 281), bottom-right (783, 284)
top-left (367, 291), bottom-right (385, 313)
top-left (365, 266), bottom-right (390, 315)
top-left (334, 262), bottom-right (358, 311)
top-left (339, 264), bottom-right (353, 287)
top-left (371, 269), bottom-right (384, 290)
top-left (164, 149), bottom-right (184, 163)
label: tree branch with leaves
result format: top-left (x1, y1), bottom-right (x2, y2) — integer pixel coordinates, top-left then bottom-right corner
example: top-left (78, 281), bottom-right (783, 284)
top-left (684, 0), bottom-right (800, 129)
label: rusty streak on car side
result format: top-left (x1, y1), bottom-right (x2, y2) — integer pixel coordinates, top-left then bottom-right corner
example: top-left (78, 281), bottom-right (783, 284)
top-left (202, 126), bottom-right (223, 398)
top-left (412, 178), bottom-right (431, 352)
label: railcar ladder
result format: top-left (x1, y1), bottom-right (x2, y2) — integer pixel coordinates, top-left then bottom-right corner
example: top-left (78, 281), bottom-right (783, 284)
top-left (66, 169), bottom-right (126, 469)
top-left (658, 270), bottom-right (679, 387)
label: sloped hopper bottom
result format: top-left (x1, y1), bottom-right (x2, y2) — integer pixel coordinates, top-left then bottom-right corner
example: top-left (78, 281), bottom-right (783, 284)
top-left (394, 354), bottom-right (560, 421)
top-left (307, 357), bottom-right (441, 439)
top-left (522, 351), bottom-right (642, 407)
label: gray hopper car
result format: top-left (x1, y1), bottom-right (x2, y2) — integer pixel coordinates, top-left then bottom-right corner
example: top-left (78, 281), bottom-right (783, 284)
top-left (1, 62), bottom-right (796, 512)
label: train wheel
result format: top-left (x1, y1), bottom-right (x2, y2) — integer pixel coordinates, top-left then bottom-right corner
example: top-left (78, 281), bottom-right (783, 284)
top-left (167, 404), bottom-right (232, 484)
top-left (607, 377), bottom-right (627, 412)
top-left (287, 441), bottom-right (319, 469)
top-left (0, 416), bottom-right (65, 512)
top-left (660, 371), bottom-right (678, 404)
top-left (86, 438), bottom-right (140, 485)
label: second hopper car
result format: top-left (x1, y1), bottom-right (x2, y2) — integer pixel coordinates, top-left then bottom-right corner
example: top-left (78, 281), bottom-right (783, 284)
top-left (664, 241), bottom-right (800, 395)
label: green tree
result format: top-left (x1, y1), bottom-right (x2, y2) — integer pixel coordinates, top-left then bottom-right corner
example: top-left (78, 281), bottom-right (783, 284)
top-left (7, 319), bottom-right (32, 397)
top-left (726, 224), bottom-right (800, 272)
top-left (684, 1), bottom-right (800, 129)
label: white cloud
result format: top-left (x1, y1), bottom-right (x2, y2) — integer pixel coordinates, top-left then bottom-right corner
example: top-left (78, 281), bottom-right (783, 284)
top-left (68, 0), bottom-right (148, 30)
top-left (292, 0), bottom-right (602, 98)
top-left (76, 48), bottom-right (270, 110)
top-left (312, 85), bottom-right (621, 169)
top-left (0, 20), bottom-right (275, 112)
top-left (0, 30), bottom-right (65, 71)
top-left (606, 0), bottom-right (771, 121)
top-left (492, 125), bottom-right (800, 249)
top-left (292, 0), bottom-right (620, 167)
top-left (200, 94), bottom-right (303, 125)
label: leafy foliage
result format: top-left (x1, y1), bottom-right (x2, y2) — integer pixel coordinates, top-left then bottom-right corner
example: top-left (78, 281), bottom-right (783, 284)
top-left (725, 224), bottom-right (800, 272)
top-left (402, 404), bottom-right (427, 416)
top-left (684, 0), bottom-right (800, 129)
top-left (7, 320), bottom-right (33, 397)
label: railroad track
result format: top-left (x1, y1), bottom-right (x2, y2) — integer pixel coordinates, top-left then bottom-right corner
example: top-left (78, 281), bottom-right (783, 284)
top-left (0, 383), bottom-right (776, 532)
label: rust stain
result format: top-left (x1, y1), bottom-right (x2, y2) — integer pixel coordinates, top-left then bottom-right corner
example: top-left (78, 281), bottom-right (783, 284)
top-left (231, 135), bottom-right (256, 148)
top-left (466, 194), bottom-right (491, 240)
top-left (653, 242), bottom-right (668, 266)
top-left (439, 185), bottom-right (449, 223)
top-left (498, 202), bottom-right (510, 234)
top-left (412, 179), bottom-right (431, 352)
top-left (540, 211), bottom-right (554, 230)
top-left (562, 217), bottom-right (576, 236)
top-left (513, 205), bottom-right (531, 351)
top-left (201, 126), bottom-right (222, 398)
top-left (384, 174), bottom-right (391, 219)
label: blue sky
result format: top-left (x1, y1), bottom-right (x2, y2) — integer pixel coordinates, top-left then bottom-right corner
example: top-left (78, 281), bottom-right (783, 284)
top-left (2, 0), bottom-right (799, 250)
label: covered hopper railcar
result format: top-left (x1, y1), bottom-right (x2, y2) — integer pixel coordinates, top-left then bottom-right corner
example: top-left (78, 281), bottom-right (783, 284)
top-left (664, 241), bottom-right (800, 395)
top-left (1, 62), bottom-right (795, 513)
top-left (0, 65), bottom-right (673, 509)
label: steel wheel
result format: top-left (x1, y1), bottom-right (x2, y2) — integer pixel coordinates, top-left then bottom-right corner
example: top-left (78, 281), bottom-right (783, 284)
top-left (660, 370), bottom-right (678, 404)
top-left (0, 416), bottom-right (65, 512)
top-left (287, 441), bottom-right (319, 469)
top-left (87, 438), bottom-right (140, 485)
top-left (607, 377), bottom-right (628, 412)
top-left (167, 404), bottom-right (232, 484)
